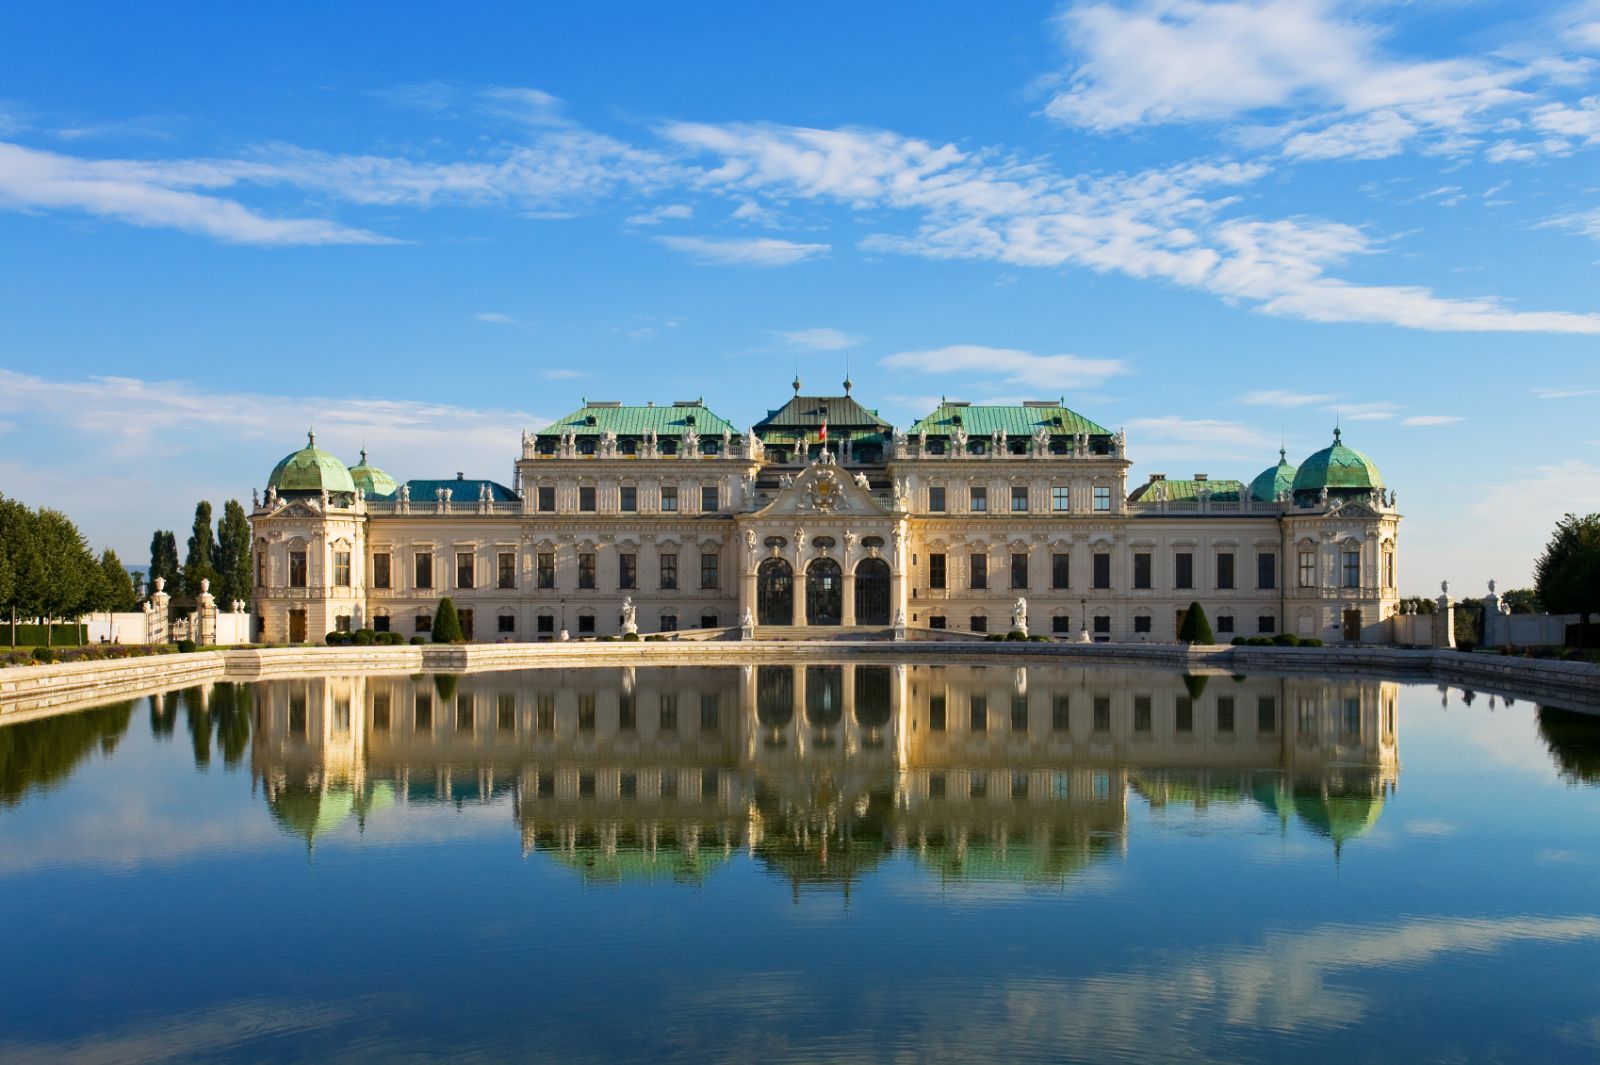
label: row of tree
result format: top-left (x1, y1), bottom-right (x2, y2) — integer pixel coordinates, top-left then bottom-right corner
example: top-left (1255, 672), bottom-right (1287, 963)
top-left (0, 493), bottom-right (139, 646)
top-left (146, 500), bottom-right (252, 607)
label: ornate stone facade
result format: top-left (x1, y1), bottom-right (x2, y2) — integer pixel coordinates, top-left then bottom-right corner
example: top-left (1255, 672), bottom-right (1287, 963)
top-left (250, 384), bottom-right (1400, 643)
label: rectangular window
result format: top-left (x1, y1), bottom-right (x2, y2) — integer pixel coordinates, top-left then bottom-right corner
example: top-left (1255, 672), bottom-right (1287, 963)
top-left (701, 485), bottom-right (719, 513)
top-left (256, 550), bottom-right (265, 588)
top-left (1258, 552), bottom-right (1277, 590)
top-left (660, 553), bottom-right (678, 590)
top-left (700, 614), bottom-right (718, 630)
top-left (1092, 694), bottom-right (1111, 732)
top-left (1343, 550), bottom-right (1361, 588)
top-left (497, 552), bottom-right (515, 590)
top-left (929, 485), bottom-right (946, 512)
top-left (660, 485), bottom-right (678, 512)
top-left (1093, 552), bottom-right (1110, 589)
top-left (929, 693), bottom-right (946, 731)
top-left (1051, 695), bottom-right (1070, 731)
top-left (1010, 553), bottom-right (1028, 590)
top-left (289, 550), bottom-right (308, 588)
top-left (578, 615), bottom-right (595, 634)
top-left (700, 693), bottom-right (720, 732)
top-left (1134, 615), bottom-right (1151, 633)
top-left (969, 695), bottom-right (987, 733)
top-left (929, 553), bottom-right (946, 590)
top-left (537, 614), bottom-right (554, 634)
top-left (619, 485), bottom-right (637, 512)
top-left (1175, 552), bottom-right (1194, 589)
top-left (578, 553), bottom-right (595, 590)
top-left (700, 553), bottom-right (719, 590)
top-left (578, 486), bottom-right (596, 512)
top-left (970, 554), bottom-right (988, 590)
top-left (1257, 696), bottom-right (1278, 732)
top-left (333, 550), bottom-right (351, 587)
top-left (372, 552), bottom-right (391, 590)
top-left (373, 615), bottom-right (390, 633)
top-left (1052, 553), bottom-right (1070, 589)
top-left (497, 614), bottom-right (515, 633)
top-left (456, 552), bottom-right (474, 589)
top-left (969, 485), bottom-right (987, 513)
top-left (1093, 485), bottom-right (1111, 512)
top-left (537, 485), bottom-right (555, 513)
top-left (1093, 614), bottom-right (1111, 634)
top-left (1134, 695), bottom-right (1152, 732)
top-left (929, 615), bottom-right (946, 630)
top-left (1052, 616), bottom-right (1070, 634)
top-left (1176, 697), bottom-right (1193, 732)
top-left (536, 552), bottom-right (555, 589)
top-left (1217, 551), bottom-right (1235, 590)
top-left (1133, 552), bottom-right (1152, 589)
top-left (660, 615), bottom-right (678, 634)
top-left (1257, 615), bottom-right (1277, 634)
top-left (1298, 550), bottom-right (1316, 588)
top-left (414, 552), bottom-right (433, 590)
top-left (1384, 550), bottom-right (1396, 589)
top-left (970, 614), bottom-right (988, 633)
top-left (619, 553), bottom-right (637, 590)
top-left (1011, 486), bottom-right (1029, 512)
top-left (1217, 615), bottom-right (1235, 634)
top-left (415, 613), bottom-right (431, 634)
top-left (1052, 486), bottom-right (1070, 512)
top-left (1217, 696), bottom-right (1235, 733)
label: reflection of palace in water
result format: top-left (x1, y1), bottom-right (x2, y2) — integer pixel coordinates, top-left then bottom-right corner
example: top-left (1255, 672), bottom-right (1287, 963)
top-left (251, 664), bottom-right (1400, 886)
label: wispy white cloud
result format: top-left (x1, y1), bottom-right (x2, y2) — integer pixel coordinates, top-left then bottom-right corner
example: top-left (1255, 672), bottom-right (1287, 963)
top-left (1241, 389), bottom-right (1338, 407)
top-left (1337, 401), bottom-right (1401, 421)
top-left (1402, 414), bottom-right (1463, 426)
top-left (771, 327), bottom-right (862, 351)
top-left (880, 344), bottom-right (1127, 390)
top-left (655, 234), bottom-right (829, 267)
top-left (1532, 386), bottom-right (1599, 399)
top-left (473, 311), bottom-right (521, 326)
top-left (543, 369), bottom-right (583, 380)
top-left (624, 203), bottom-right (693, 226)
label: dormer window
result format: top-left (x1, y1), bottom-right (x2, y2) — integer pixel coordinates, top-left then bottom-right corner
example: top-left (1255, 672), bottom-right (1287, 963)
top-left (585, 415), bottom-right (597, 426)
top-left (579, 439), bottom-right (596, 455)
top-left (620, 439), bottom-right (637, 455)
top-left (661, 439), bottom-right (678, 456)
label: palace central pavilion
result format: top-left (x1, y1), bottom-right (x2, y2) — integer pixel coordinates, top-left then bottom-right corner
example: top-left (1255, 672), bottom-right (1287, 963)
top-left (250, 379), bottom-right (1399, 644)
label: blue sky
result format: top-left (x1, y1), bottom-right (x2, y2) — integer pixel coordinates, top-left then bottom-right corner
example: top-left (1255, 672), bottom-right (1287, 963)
top-left (1, 0), bottom-right (1597, 591)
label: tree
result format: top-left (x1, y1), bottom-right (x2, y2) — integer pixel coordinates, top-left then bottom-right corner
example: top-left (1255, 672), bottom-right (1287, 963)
top-left (214, 499), bottom-right (253, 608)
top-left (98, 549), bottom-right (138, 613)
top-left (33, 507), bottom-right (103, 646)
top-left (1499, 587), bottom-right (1542, 615)
top-left (0, 494), bottom-right (41, 646)
top-left (432, 597), bottom-right (465, 643)
top-left (183, 501), bottom-right (220, 598)
top-left (1535, 513), bottom-right (1600, 644)
top-left (147, 530), bottom-right (180, 594)
top-left (1178, 601), bottom-right (1214, 644)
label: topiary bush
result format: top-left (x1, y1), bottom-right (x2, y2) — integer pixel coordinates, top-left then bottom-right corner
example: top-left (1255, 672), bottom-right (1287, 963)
top-left (621, 632), bottom-right (641, 642)
top-left (31, 647), bottom-right (55, 664)
top-left (1272, 633), bottom-right (1300, 647)
top-left (379, 631), bottom-right (405, 645)
top-left (431, 598), bottom-right (465, 644)
top-left (1230, 636), bottom-right (1247, 646)
top-left (409, 635), bottom-right (427, 645)
top-left (1247, 636), bottom-right (1273, 646)
top-left (176, 639), bottom-right (197, 653)
top-left (1178, 602), bottom-right (1213, 644)
top-left (1302, 637), bottom-right (1324, 647)
top-left (353, 628), bottom-right (376, 646)
top-left (1006, 630), bottom-right (1027, 641)
top-left (984, 633), bottom-right (1005, 642)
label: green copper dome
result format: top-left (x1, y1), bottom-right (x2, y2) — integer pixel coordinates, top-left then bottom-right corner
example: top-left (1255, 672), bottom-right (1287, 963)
top-left (348, 449), bottom-right (397, 499)
top-left (1249, 449), bottom-right (1299, 502)
top-left (1291, 429), bottom-right (1383, 498)
top-left (267, 431), bottom-right (356, 495)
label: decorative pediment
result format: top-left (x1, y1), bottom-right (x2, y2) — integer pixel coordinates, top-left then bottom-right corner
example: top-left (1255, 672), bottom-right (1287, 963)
top-left (277, 500), bottom-right (323, 519)
top-left (1332, 502), bottom-right (1379, 519)
top-left (754, 455), bottom-right (888, 518)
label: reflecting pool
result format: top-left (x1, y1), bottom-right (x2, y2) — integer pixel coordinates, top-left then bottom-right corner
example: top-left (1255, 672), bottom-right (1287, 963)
top-left (3, 662), bottom-right (1600, 1063)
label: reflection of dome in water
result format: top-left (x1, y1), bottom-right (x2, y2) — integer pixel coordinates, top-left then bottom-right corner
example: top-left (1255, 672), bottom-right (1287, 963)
top-left (751, 780), bottom-right (892, 888)
top-left (1292, 791), bottom-right (1385, 847)
top-left (268, 781), bottom-right (394, 845)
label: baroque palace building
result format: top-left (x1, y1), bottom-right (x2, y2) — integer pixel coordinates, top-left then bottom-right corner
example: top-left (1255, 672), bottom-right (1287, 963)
top-left (249, 379), bottom-right (1400, 644)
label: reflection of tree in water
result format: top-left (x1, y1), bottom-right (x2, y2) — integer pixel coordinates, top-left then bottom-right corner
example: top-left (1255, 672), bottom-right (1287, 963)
top-left (0, 700), bottom-right (134, 806)
top-left (160, 684), bottom-right (254, 769)
top-left (1537, 705), bottom-right (1600, 785)
top-left (750, 775), bottom-right (895, 892)
top-left (149, 689), bottom-right (179, 738)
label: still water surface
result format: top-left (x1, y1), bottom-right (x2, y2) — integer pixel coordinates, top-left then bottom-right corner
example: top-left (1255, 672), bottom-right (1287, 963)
top-left (2, 662), bottom-right (1600, 1063)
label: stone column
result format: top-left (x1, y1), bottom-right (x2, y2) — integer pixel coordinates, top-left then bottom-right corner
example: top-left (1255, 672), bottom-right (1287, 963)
top-left (841, 568), bottom-right (857, 627)
top-left (196, 579), bottom-right (218, 645)
top-left (147, 578), bottom-right (171, 644)
top-left (793, 561), bottom-right (808, 627)
top-left (1433, 582), bottom-right (1455, 649)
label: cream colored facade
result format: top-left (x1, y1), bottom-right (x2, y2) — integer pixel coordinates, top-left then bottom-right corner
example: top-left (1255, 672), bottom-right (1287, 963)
top-left (250, 387), bottom-right (1401, 644)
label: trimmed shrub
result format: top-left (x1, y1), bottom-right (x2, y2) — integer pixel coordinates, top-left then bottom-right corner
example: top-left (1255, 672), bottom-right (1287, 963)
top-left (379, 631), bottom-right (405, 645)
top-left (1272, 633), bottom-right (1300, 647)
top-left (621, 632), bottom-right (641, 642)
top-left (1178, 602), bottom-right (1214, 645)
top-left (176, 639), bottom-right (197, 653)
top-left (31, 647), bottom-right (55, 664)
top-left (985, 633), bottom-right (1005, 642)
top-left (325, 631), bottom-right (343, 646)
top-left (1230, 636), bottom-right (1247, 646)
top-left (431, 598), bottom-right (465, 644)
top-left (1029, 634), bottom-right (1049, 642)
top-left (353, 628), bottom-right (376, 646)
top-left (1247, 636), bottom-right (1273, 646)
top-left (645, 634), bottom-right (665, 642)
top-left (409, 635), bottom-right (427, 645)
top-left (1302, 637), bottom-right (1324, 647)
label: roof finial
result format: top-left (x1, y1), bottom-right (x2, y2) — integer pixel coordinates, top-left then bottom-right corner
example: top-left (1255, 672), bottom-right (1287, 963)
top-left (359, 447), bottom-right (368, 464)
top-left (1333, 426), bottom-right (1342, 443)
top-left (843, 373), bottom-right (853, 394)
top-left (792, 374), bottom-right (802, 394)
top-left (307, 428), bottom-right (316, 447)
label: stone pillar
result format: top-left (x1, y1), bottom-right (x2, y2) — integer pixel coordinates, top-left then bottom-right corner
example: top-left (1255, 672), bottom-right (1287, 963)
top-left (1433, 581), bottom-right (1455, 649)
top-left (196, 578), bottom-right (218, 645)
top-left (793, 562), bottom-right (808, 628)
top-left (741, 569), bottom-right (757, 631)
top-left (841, 569), bottom-right (857, 627)
top-left (1481, 579), bottom-right (1504, 648)
top-left (147, 578), bottom-right (171, 644)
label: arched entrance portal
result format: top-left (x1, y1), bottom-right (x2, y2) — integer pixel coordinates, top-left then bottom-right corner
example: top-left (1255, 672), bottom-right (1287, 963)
top-left (806, 558), bottom-right (843, 626)
top-left (757, 559), bottom-right (794, 625)
top-left (854, 558), bottom-right (891, 626)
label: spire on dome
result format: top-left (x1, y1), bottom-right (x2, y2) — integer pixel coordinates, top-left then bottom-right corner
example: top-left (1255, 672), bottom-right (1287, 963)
top-left (792, 374), bottom-right (802, 394)
top-left (843, 374), bottom-right (853, 394)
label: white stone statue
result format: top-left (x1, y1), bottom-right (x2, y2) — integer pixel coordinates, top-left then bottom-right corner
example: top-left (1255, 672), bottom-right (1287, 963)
top-left (1011, 596), bottom-right (1028, 635)
top-left (1488, 579), bottom-right (1497, 595)
top-left (319, 488), bottom-right (329, 510)
top-left (779, 473), bottom-right (794, 489)
top-left (890, 427), bottom-right (907, 458)
top-left (952, 427), bottom-right (968, 454)
top-left (854, 471), bottom-right (871, 490)
top-left (398, 483), bottom-right (409, 504)
top-left (893, 608), bottom-right (907, 641)
top-left (844, 531), bottom-right (858, 558)
top-left (266, 486), bottom-right (278, 507)
top-left (252, 488), bottom-right (260, 509)
top-left (721, 428), bottom-right (731, 454)
top-left (620, 596), bottom-right (638, 636)
top-left (917, 428), bottom-right (927, 453)
top-left (1318, 486), bottom-right (1329, 506)
top-left (739, 607), bottom-right (754, 639)
top-left (1032, 427), bottom-right (1050, 456)
top-left (683, 428), bottom-right (699, 457)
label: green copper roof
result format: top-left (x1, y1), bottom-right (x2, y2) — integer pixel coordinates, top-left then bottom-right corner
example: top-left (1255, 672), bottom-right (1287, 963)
top-left (267, 431), bottom-right (356, 494)
top-left (537, 401), bottom-right (738, 438)
top-left (403, 477), bottom-right (518, 503)
top-left (754, 389), bottom-right (890, 435)
top-left (1249, 450), bottom-right (1299, 503)
top-left (1291, 429), bottom-right (1384, 495)
top-left (906, 401), bottom-right (1110, 438)
top-left (1127, 478), bottom-right (1245, 503)
top-left (349, 449), bottom-right (398, 499)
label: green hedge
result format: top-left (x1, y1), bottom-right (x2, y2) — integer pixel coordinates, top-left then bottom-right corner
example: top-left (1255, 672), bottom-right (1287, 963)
top-left (4, 624), bottom-right (89, 646)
